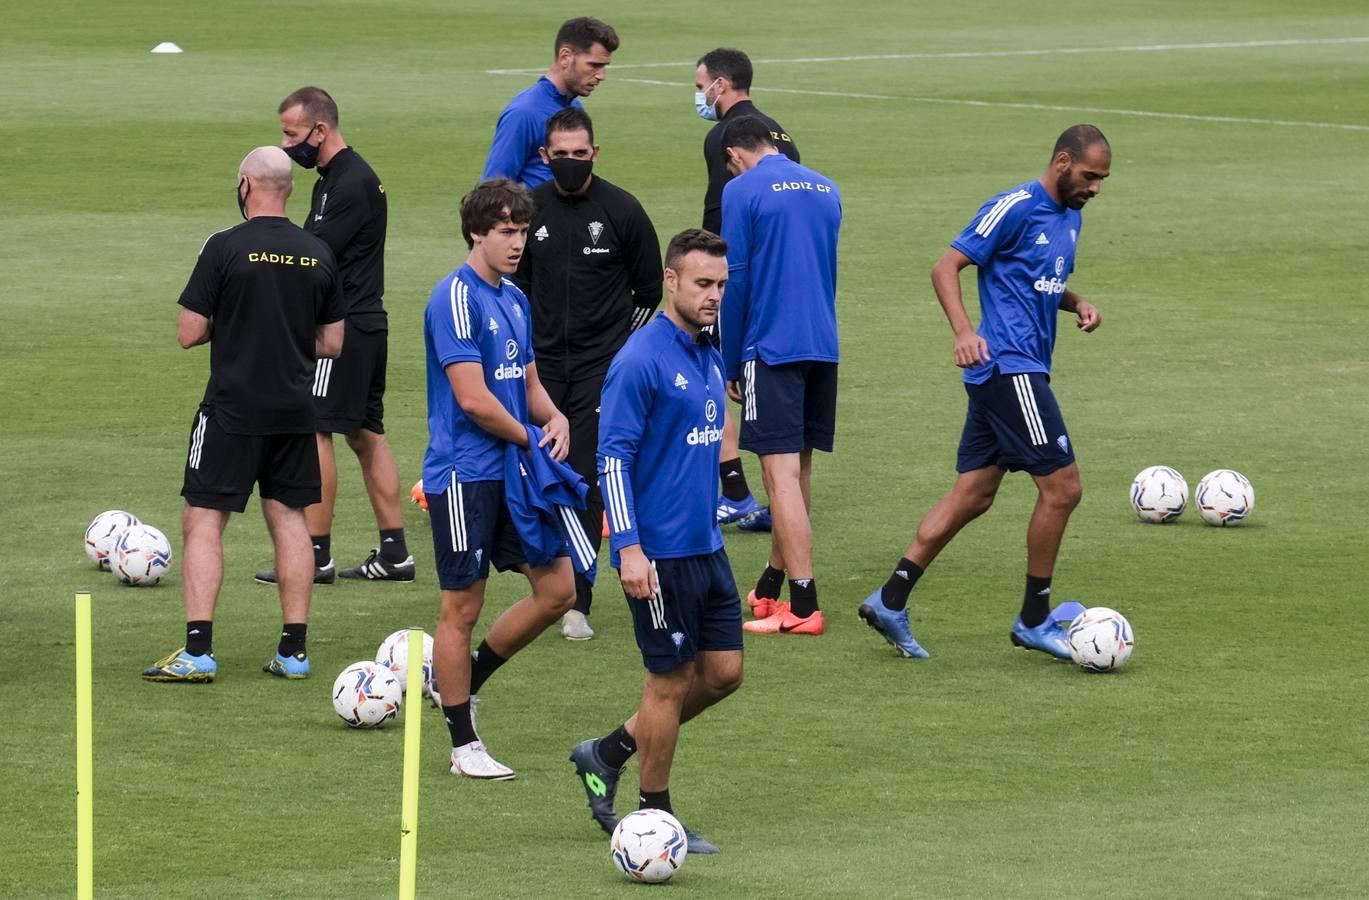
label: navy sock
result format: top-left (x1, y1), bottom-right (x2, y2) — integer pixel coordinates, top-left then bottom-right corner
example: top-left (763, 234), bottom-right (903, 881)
top-left (881, 558), bottom-right (924, 612)
top-left (1020, 575), bottom-right (1052, 628)
top-left (185, 620), bottom-right (213, 657)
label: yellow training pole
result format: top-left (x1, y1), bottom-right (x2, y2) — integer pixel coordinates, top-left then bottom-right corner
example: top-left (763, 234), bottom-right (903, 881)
top-left (398, 628), bottom-right (424, 900)
top-left (75, 590), bottom-right (93, 900)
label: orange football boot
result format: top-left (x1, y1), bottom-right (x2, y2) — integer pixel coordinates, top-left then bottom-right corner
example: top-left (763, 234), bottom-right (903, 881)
top-left (742, 602), bottom-right (792, 633)
top-left (746, 589), bottom-right (781, 619)
top-left (777, 609), bottom-right (825, 635)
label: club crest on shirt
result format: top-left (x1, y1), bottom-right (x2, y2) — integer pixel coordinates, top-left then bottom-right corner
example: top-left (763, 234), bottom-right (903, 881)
top-left (1069, 228), bottom-right (1077, 243)
top-left (671, 632), bottom-right (685, 649)
top-left (587, 221), bottom-right (604, 245)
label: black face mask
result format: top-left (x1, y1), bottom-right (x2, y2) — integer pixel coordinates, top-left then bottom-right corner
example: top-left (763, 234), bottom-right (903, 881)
top-left (283, 124), bottom-right (322, 169)
top-left (236, 178), bottom-right (250, 220)
top-left (548, 157), bottom-right (593, 193)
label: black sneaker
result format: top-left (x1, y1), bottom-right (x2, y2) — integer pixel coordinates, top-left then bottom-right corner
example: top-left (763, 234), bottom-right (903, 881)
top-left (255, 560), bottom-right (335, 585)
top-left (681, 825), bottom-right (720, 855)
top-left (569, 739), bottom-right (623, 835)
top-left (338, 548), bottom-right (416, 581)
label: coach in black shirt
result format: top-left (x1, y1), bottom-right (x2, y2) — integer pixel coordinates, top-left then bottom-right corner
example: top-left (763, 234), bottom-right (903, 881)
top-left (260, 86), bottom-right (412, 586)
top-left (144, 146), bottom-right (344, 684)
top-left (513, 107), bottom-right (662, 640)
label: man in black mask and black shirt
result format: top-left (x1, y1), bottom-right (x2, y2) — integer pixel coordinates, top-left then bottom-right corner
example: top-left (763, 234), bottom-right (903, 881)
top-left (514, 107), bottom-right (662, 641)
top-left (256, 86), bottom-right (413, 586)
top-left (695, 48), bottom-right (800, 534)
top-left (144, 146), bottom-right (345, 684)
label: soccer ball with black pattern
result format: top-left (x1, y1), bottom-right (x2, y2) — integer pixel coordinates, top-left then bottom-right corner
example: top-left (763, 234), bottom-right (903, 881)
top-left (1130, 466), bottom-right (1188, 523)
top-left (112, 523), bottom-right (172, 586)
top-left (610, 808), bottom-right (688, 883)
top-left (375, 629), bottom-right (435, 697)
top-left (85, 509), bottom-right (139, 570)
top-left (1067, 607), bottom-right (1134, 673)
top-left (331, 661), bottom-right (402, 729)
top-left (1196, 469), bottom-right (1255, 527)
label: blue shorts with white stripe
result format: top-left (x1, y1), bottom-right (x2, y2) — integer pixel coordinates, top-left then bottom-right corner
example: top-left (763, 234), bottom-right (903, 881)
top-left (425, 477), bottom-right (564, 591)
top-left (956, 368), bottom-right (1075, 477)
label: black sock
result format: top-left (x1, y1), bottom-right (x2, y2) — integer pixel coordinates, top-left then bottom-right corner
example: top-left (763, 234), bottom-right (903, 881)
top-left (469, 640), bottom-right (507, 696)
top-left (185, 620), bottom-right (213, 657)
top-left (754, 565), bottom-right (785, 601)
top-left (595, 723), bottom-right (637, 770)
top-left (311, 534), bottom-right (331, 568)
top-left (639, 788), bottom-right (672, 815)
top-left (1020, 575), bottom-right (1052, 628)
top-left (443, 702), bottom-right (478, 747)
top-left (720, 458), bottom-right (750, 502)
top-left (881, 558), bottom-right (924, 612)
top-left (789, 578), bottom-right (819, 618)
top-left (378, 528), bottom-right (408, 563)
top-left (277, 622), bottom-right (307, 657)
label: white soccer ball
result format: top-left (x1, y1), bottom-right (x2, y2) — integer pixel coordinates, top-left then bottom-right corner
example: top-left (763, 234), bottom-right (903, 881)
top-left (85, 510), bottom-right (140, 570)
top-left (1067, 607), bottom-right (1134, 673)
top-left (112, 523), bottom-right (173, 586)
top-left (1196, 469), bottom-right (1255, 527)
top-left (375, 629), bottom-right (435, 697)
top-left (331, 660), bottom-right (402, 728)
top-left (1130, 465), bottom-right (1188, 523)
top-left (610, 808), bottom-right (688, 883)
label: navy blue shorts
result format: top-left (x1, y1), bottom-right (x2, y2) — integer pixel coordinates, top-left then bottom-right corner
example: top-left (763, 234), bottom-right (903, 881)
top-left (425, 477), bottom-right (565, 591)
top-left (957, 370), bottom-right (1075, 476)
top-left (738, 359), bottom-right (837, 455)
top-left (625, 549), bottom-right (743, 674)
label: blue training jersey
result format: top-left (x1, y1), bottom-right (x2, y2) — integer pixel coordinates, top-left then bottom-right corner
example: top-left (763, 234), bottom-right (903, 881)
top-left (950, 179), bottom-right (1083, 385)
top-left (423, 263), bottom-right (535, 486)
top-left (598, 314), bottom-right (726, 566)
top-left (481, 77), bottom-right (584, 188)
top-left (719, 153), bottom-right (842, 381)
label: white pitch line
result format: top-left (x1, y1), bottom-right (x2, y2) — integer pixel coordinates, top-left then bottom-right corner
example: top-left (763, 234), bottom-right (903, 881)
top-left (601, 76), bottom-right (1369, 133)
top-left (484, 35), bottom-right (1369, 75)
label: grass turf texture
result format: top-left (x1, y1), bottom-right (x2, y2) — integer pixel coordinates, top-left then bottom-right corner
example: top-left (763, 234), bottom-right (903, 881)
top-left (4, 1), bottom-right (1368, 896)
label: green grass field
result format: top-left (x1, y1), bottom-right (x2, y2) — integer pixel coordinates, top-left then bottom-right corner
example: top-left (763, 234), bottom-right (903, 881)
top-left (5, 1), bottom-right (1368, 896)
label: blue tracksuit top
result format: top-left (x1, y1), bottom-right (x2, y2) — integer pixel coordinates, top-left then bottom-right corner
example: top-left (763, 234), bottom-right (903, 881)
top-left (481, 76), bottom-right (583, 188)
top-left (719, 153), bottom-right (842, 381)
top-left (598, 314), bottom-right (726, 566)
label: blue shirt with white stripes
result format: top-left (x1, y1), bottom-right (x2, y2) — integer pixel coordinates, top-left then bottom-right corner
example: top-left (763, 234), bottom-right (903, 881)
top-left (950, 179), bottom-right (1082, 385)
top-left (481, 76), bottom-right (584, 188)
top-left (598, 314), bottom-right (726, 567)
top-left (422, 263), bottom-right (535, 487)
top-left (719, 153), bottom-right (842, 381)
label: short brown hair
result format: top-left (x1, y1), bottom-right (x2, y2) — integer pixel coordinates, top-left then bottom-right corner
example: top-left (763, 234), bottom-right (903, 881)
top-left (278, 86), bottom-right (338, 127)
top-left (555, 17), bottom-right (619, 55)
top-left (665, 229), bottom-right (728, 270)
top-left (459, 178), bottom-right (535, 248)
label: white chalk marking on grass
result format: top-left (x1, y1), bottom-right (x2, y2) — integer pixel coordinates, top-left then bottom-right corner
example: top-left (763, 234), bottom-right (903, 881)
top-left (600, 75), bottom-right (1369, 133)
top-left (485, 36), bottom-right (1369, 75)
top-left (150, 42), bottom-right (182, 53)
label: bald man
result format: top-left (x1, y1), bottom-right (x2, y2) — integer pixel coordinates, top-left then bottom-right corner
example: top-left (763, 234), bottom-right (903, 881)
top-left (144, 146), bottom-right (347, 684)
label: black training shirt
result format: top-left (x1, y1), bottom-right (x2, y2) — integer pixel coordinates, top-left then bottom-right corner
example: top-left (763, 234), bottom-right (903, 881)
top-left (305, 146), bottom-right (388, 332)
top-left (702, 99), bottom-right (800, 235)
top-left (514, 175), bottom-right (663, 381)
top-left (179, 217), bottom-right (345, 435)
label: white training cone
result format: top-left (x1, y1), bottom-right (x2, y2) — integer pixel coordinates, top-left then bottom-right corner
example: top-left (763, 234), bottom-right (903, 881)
top-left (151, 42), bottom-right (183, 53)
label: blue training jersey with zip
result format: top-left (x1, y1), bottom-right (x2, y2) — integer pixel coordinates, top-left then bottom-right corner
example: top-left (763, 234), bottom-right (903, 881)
top-left (598, 314), bottom-right (726, 566)
top-left (950, 179), bottom-right (1083, 385)
top-left (719, 153), bottom-right (842, 381)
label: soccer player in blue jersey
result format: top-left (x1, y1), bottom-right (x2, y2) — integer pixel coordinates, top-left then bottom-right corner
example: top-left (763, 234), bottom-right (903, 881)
top-left (566, 230), bottom-right (743, 854)
top-left (859, 124), bottom-right (1111, 661)
top-left (422, 178), bottom-right (576, 779)
top-left (718, 116), bottom-right (843, 638)
top-left (481, 17), bottom-right (618, 188)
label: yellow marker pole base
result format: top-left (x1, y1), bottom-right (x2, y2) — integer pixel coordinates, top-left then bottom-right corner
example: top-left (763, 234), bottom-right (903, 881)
top-left (75, 591), bottom-right (93, 900)
top-left (398, 628), bottom-right (425, 899)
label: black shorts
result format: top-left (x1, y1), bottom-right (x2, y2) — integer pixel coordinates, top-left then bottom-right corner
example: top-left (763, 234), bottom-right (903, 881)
top-left (626, 549), bottom-right (743, 674)
top-left (957, 369), bottom-right (1075, 476)
top-left (181, 407), bottom-right (320, 512)
top-left (425, 477), bottom-right (567, 591)
top-left (313, 320), bottom-right (386, 435)
top-left (738, 359), bottom-right (838, 455)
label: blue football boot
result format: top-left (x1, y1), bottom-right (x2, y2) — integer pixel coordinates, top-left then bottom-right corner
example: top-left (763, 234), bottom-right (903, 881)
top-left (262, 650), bottom-right (311, 679)
top-left (1009, 614), bottom-right (1073, 660)
top-left (142, 647), bottom-right (216, 683)
top-left (857, 590), bottom-right (929, 659)
top-left (716, 493), bottom-right (761, 525)
top-left (735, 506), bottom-right (773, 533)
